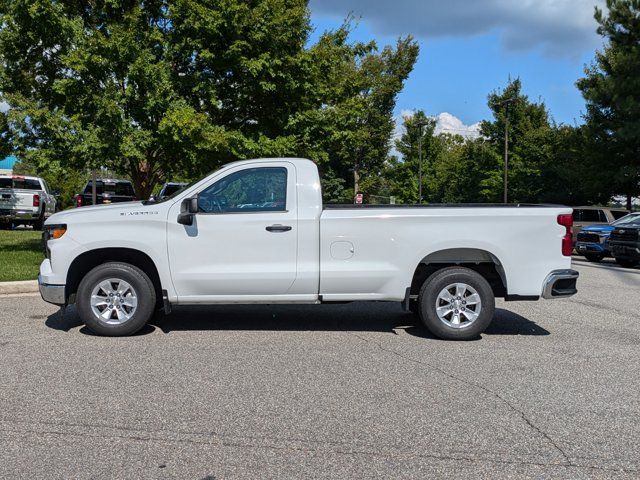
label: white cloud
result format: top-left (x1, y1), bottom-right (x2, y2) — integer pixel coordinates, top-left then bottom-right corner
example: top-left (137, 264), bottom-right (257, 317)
top-left (311, 0), bottom-right (606, 57)
top-left (434, 112), bottom-right (481, 139)
top-left (390, 111), bottom-right (480, 159)
top-left (396, 111), bottom-right (481, 140)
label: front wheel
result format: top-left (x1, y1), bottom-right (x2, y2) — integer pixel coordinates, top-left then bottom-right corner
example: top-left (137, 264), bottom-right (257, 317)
top-left (584, 253), bottom-right (604, 262)
top-left (76, 262), bottom-right (156, 336)
top-left (418, 267), bottom-right (495, 340)
top-left (615, 258), bottom-right (639, 268)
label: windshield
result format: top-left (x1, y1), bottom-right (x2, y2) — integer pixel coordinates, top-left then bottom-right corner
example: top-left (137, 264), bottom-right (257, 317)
top-left (613, 213), bottom-right (640, 226)
top-left (611, 210), bottom-right (629, 220)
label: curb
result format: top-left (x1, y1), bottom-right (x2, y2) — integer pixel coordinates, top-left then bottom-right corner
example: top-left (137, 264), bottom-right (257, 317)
top-left (0, 280), bottom-right (39, 295)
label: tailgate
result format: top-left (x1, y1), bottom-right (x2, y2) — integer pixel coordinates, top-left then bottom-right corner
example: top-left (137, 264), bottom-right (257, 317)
top-left (0, 189), bottom-right (35, 210)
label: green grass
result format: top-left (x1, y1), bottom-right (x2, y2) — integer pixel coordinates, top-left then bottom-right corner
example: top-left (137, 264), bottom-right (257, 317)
top-left (0, 230), bottom-right (44, 282)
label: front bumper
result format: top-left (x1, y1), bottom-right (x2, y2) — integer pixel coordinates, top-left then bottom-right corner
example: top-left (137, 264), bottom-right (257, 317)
top-left (542, 269), bottom-right (579, 299)
top-left (38, 274), bottom-right (65, 305)
top-left (608, 241), bottom-right (640, 260)
top-left (575, 242), bottom-right (608, 255)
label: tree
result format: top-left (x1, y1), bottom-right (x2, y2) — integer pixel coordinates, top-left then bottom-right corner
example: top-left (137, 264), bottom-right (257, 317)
top-left (0, 2), bottom-right (417, 200)
top-left (480, 79), bottom-right (554, 203)
top-left (392, 111), bottom-right (437, 203)
top-left (576, 0), bottom-right (640, 210)
top-left (287, 25), bottom-right (418, 202)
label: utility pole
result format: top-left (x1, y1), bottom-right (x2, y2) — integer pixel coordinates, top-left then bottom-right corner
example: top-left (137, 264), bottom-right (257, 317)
top-left (91, 169), bottom-right (97, 206)
top-left (503, 109), bottom-right (509, 204)
top-left (494, 97), bottom-right (517, 204)
top-left (414, 119), bottom-right (428, 204)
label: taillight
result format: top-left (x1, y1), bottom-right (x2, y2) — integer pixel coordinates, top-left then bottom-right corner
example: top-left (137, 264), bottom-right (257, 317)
top-left (557, 214), bottom-right (573, 256)
top-left (75, 195), bottom-right (82, 208)
top-left (33, 194), bottom-right (40, 207)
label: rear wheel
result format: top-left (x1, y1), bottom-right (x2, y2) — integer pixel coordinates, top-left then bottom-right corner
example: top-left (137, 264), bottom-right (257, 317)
top-left (418, 267), bottom-right (495, 340)
top-left (615, 258), bottom-right (638, 268)
top-left (32, 211), bottom-right (44, 231)
top-left (584, 253), bottom-right (604, 262)
top-left (76, 262), bottom-right (156, 336)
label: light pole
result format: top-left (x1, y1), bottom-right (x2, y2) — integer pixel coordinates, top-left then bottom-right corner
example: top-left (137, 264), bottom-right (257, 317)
top-left (414, 119), bottom-right (428, 204)
top-left (494, 97), bottom-right (517, 203)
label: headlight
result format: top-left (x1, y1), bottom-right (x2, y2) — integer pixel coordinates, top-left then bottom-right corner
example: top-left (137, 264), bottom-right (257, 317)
top-left (42, 224), bottom-right (67, 259)
top-left (45, 224), bottom-right (67, 240)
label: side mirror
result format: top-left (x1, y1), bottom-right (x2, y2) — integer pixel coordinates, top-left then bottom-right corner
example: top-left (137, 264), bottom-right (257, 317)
top-left (177, 197), bottom-right (198, 226)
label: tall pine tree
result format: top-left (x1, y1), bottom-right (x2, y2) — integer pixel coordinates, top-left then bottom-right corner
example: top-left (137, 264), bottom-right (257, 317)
top-left (577, 0), bottom-right (640, 209)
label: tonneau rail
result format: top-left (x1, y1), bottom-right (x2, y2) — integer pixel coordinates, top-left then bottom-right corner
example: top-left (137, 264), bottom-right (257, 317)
top-left (323, 203), bottom-right (568, 209)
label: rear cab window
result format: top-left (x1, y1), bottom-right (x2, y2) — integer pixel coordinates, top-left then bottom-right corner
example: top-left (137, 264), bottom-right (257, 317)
top-left (84, 181), bottom-right (135, 196)
top-left (0, 177), bottom-right (42, 190)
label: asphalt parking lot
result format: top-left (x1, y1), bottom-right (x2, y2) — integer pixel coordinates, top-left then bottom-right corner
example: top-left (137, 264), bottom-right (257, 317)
top-left (0, 258), bottom-right (639, 479)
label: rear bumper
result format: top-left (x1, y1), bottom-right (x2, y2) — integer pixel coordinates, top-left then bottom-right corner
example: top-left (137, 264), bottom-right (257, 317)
top-left (0, 208), bottom-right (40, 221)
top-left (542, 269), bottom-right (579, 299)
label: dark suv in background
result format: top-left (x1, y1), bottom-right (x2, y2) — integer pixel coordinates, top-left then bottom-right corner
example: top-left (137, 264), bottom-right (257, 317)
top-left (75, 179), bottom-right (136, 207)
top-left (607, 214), bottom-right (640, 268)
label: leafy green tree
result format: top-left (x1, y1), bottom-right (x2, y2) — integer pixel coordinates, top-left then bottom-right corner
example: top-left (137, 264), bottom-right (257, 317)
top-left (391, 111), bottom-right (437, 203)
top-left (0, 2), bottom-right (417, 200)
top-left (288, 25), bottom-right (418, 202)
top-left (576, 0), bottom-right (640, 209)
top-left (480, 79), bottom-right (554, 203)
top-left (536, 125), bottom-right (614, 206)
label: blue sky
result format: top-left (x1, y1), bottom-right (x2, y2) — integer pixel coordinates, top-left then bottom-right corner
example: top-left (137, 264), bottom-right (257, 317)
top-left (309, 0), bottom-right (605, 131)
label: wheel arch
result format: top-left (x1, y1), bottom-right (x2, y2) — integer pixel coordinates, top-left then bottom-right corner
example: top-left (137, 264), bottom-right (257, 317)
top-left (409, 248), bottom-right (507, 299)
top-left (65, 247), bottom-right (162, 305)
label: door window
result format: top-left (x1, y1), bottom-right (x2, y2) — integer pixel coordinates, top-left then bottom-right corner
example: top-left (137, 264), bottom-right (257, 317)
top-left (198, 167), bottom-right (287, 213)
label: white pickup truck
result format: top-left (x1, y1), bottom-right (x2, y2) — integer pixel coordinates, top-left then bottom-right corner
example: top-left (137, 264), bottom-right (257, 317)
top-left (39, 158), bottom-right (578, 340)
top-left (0, 175), bottom-right (57, 230)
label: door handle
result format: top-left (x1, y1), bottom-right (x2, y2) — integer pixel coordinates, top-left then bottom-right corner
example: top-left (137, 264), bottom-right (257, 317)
top-left (266, 224), bottom-right (292, 232)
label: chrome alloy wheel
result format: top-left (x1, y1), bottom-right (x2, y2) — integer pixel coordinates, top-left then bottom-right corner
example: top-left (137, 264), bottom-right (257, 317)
top-left (435, 283), bottom-right (482, 329)
top-left (90, 278), bottom-right (138, 324)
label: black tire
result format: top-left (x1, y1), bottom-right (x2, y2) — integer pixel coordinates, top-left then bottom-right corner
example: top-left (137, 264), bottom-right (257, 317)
top-left (408, 299), bottom-right (420, 315)
top-left (418, 267), bottom-right (495, 340)
top-left (615, 258), bottom-right (639, 268)
top-left (32, 211), bottom-right (45, 231)
top-left (76, 262), bottom-right (156, 336)
top-left (584, 253), bottom-right (604, 263)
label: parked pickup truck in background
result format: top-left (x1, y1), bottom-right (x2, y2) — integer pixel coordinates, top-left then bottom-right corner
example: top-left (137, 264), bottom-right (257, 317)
top-left (607, 213), bottom-right (640, 268)
top-left (75, 179), bottom-right (136, 207)
top-left (575, 212), bottom-right (640, 262)
top-left (39, 158), bottom-right (579, 340)
top-left (0, 175), bottom-right (57, 230)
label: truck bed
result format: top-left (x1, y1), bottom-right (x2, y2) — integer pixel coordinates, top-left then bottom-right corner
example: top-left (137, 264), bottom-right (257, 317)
top-left (319, 204), bottom-right (572, 301)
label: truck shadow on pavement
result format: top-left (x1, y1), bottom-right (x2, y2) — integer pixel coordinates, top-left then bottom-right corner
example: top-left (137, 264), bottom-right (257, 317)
top-left (45, 303), bottom-right (549, 338)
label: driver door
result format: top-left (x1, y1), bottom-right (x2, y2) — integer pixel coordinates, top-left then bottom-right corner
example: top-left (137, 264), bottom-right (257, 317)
top-left (167, 161), bottom-right (298, 301)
